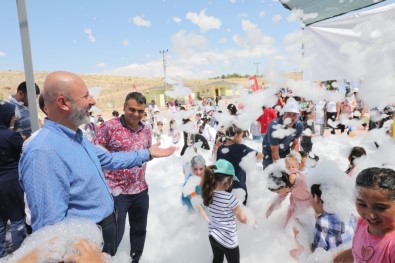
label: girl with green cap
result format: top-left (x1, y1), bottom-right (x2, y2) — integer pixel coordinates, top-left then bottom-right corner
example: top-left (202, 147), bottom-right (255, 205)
top-left (202, 159), bottom-right (247, 263)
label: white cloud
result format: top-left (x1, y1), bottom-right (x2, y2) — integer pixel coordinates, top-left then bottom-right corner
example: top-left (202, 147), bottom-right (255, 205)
top-left (173, 17), bottom-right (181, 24)
top-left (185, 9), bottom-right (222, 33)
top-left (230, 0), bottom-right (236, 3)
top-left (237, 13), bottom-right (248, 18)
top-left (132, 16), bottom-right (151, 27)
top-left (272, 15), bottom-right (282, 23)
top-left (88, 35), bottom-right (96, 43)
top-left (172, 30), bottom-right (208, 57)
top-left (287, 9), bottom-right (318, 23)
top-left (0, 51), bottom-right (5, 57)
top-left (84, 28), bottom-right (92, 35)
top-left (96, 62), bottom-right (106, 68)
top-left (84, 28), bottom-right (96, 43)
top-left (122, 40), bottom-right (129, 46)
top-left (219, 37), bottom-right (227, 44)
top-left (233, 19), bottom-right (276, 50)
top-left (241, 19), bottom-right (258, 31)
top-left (259, 11), bottom-right (266, 17)
top-left (104, 43), bottom-right (277, 80)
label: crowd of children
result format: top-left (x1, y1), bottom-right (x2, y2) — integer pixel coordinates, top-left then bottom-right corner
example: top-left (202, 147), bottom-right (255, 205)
top-left (5, 89), bottom-right (394, 263)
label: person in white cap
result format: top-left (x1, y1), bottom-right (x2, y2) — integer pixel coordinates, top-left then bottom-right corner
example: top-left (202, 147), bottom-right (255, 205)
top-left (261, 97), bottom-right (303, 170)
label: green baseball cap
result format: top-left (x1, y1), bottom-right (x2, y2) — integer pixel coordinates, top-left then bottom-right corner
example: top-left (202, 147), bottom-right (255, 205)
top-left (214, 159), bottom-right (239, 182)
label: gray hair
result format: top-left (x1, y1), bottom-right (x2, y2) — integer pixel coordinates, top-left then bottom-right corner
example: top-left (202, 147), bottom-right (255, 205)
top-left (191, 155), bottom-right (206, 168)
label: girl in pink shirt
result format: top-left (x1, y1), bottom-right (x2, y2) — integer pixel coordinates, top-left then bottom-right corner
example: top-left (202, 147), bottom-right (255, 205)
top-left (266, 152), bottom-right (311, 259)
top-left (334, 167), bottom-right (395, 263)
top-left (266, 153), bottom-right (311, 227)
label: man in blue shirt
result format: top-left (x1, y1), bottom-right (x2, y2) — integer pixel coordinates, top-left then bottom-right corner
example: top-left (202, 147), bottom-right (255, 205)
top-left (19, 71), bottom-right (176, 256)
top-left (262, 97), bottom-right (303, 170)
top-left (8, 81), bottom-right (40, 138)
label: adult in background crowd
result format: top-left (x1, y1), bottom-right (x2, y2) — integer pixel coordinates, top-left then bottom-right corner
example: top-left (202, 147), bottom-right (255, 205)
top-left (93, 92), bottom-right (152, 263)
top-left (256, 106), bottom-right (277, 140)
top-left (337, 92), bottom-right (357, 134)
top-left (7, 81), bottom-right (40, 138)
top-left (0, 101), bottom-right (27, 257)
top-left (326, 89), bottom-right (339, 135)
top-left (262, 97), bottom-right (303, 170)
top-left (19, 71), bottom-right (176, 256)
top-left (112, 110), bottom-right (119, 118)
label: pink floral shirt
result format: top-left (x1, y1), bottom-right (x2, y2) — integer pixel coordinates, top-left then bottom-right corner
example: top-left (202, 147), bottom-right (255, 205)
top-left (93, 117), bottom-right (152, 194)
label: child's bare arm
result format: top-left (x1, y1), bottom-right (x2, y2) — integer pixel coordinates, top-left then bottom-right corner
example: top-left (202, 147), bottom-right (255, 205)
top-left (333, 249), bottom-right (353, 263)
top-left (266, 195), bottom-right (287, 218)
top-left (66, 239), bottom-right (105, 263)
top-left (255, 152), bottom-right (264, 160)
top-left (197, 204), bottom-right (210, 223)
top-left (233, 204), bottom-right (247, 224)
top-left (289, 173), bottom-right (297, 185)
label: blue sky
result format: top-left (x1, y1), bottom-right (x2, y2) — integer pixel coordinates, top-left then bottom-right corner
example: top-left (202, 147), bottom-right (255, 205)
top-left (0, 0), bottom-right (392, 79)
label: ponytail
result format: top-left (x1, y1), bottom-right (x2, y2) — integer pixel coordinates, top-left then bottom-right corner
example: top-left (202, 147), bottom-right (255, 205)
top-left (202, 165), bottom-right (229, 206)
top-left (202, 166), bottom-right (216, 206)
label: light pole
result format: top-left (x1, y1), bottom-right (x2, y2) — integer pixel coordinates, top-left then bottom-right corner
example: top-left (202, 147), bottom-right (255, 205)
top-left (253, 62), bottom-right (261, 77)
top-left (159, 49), bottom-right (168, 105)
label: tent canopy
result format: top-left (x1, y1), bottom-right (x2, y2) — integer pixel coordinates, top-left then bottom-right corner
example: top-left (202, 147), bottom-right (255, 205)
top-left (280, 0), bottom-right (386, 25)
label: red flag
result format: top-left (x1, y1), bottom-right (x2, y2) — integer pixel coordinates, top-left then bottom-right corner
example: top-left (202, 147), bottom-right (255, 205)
top-left (131, 84), bottom-right (137, 91)
top-left (248, 76), bottom-right (259, 92)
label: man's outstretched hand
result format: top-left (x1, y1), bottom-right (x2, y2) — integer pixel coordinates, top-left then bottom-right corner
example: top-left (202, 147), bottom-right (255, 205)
top-left (149, 143), bottom-right (177, 158)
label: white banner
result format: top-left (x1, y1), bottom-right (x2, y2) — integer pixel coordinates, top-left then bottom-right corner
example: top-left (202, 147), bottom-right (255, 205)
top-left (303, 3), bottom-right (395, 81)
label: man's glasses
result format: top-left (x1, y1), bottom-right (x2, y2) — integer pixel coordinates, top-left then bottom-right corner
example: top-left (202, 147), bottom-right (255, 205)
top-left (128, 107), bottom-right (145, 114)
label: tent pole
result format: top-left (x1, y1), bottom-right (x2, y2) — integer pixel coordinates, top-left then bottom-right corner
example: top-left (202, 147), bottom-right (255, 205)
top-left (16, 0), bottom-right (40, 133)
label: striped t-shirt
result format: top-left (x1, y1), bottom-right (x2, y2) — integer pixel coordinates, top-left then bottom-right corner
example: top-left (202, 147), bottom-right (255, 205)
top-left (208, 191), bottom-right (240, 249)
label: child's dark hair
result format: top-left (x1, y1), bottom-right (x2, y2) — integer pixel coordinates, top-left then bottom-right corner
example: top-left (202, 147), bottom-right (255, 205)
top-left (299, 150), bottom-right (308, 159)
top-left (311, 184), bottom-right (322, 200)
top-left (112, 110), bottom-right (119, 117)
top-left (356, 167), bottom-right (395, 200)
top-left (346, 146), bottom-right (367, 173)
top-left (348, 146), bottom-right (366, 165)
top-left (225, 124), bottom-right (243, 139)
top-left (201, 165), bottom-right (230, 206)
top-left (268, 170), bottom-right (294, 191)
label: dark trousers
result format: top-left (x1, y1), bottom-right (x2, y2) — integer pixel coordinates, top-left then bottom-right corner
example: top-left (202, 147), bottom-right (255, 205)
top-left (209, 235), bottom-right (240, 263)
top-left (262, 156), bottom-right (273, 171)
top-left (326, 112), bottom-right (337, 133)
top-left (114, 189), bottom-right (149, 263)
top-left (301, 142), bottom-right (312, 153)
top-left (262, 150), bottom-right (289, 171)
top-left (99, 212), bottom-right (118, 256)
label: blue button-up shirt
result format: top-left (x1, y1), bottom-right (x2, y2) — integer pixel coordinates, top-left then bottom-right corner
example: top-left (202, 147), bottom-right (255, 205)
top-left (8, 95), bottom-right (32, 136)
top-left (19, 118), bottom-right (150, 231)
top-left (262, 117), bottom-right (303, 158)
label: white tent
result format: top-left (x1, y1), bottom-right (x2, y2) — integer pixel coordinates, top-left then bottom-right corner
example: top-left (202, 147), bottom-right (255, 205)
top-left (280, 0), bottom-right (386, 26)
top-left (303, 3), bottom-right (395, 81)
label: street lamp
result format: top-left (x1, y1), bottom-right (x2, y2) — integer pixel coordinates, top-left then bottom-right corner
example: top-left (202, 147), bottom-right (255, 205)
top-left (159, 49), bottom-right (168, 106)
top-left (254, 62), bottom-right (261, 77)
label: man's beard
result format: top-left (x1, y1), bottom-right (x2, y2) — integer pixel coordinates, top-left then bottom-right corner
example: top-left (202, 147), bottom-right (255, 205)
top-left (69, 104), bottom-right (90, 127)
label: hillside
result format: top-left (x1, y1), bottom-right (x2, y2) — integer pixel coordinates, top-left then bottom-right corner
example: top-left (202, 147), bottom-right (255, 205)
top-left (0, 71), bottom-right (254, 116)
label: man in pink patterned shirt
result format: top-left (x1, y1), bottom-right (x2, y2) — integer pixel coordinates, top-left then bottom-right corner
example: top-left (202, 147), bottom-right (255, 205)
top-left (93, 92), bottom-right (152, 263)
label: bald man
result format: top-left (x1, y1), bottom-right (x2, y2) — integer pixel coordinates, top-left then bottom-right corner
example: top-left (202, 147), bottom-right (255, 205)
top-left (19, 71), bottom-right (176, 256)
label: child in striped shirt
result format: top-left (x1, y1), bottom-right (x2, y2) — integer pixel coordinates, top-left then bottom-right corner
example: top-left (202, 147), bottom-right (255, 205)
top-left (201, 159), bottom-right (247, 263)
